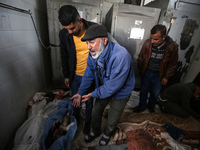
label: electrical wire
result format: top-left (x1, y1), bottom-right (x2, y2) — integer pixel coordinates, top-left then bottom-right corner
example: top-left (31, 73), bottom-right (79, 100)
top-left (29, 12), bottom-right (50, 49)
top-left (0, 2), bottom-right (30, 14)
top-left (0, 2), bottom-right (60, 49)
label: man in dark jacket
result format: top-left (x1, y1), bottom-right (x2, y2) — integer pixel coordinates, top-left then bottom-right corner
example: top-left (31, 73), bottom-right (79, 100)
top-left (136, 24), bottom-right (178, 113)
top-left (58, 5), bottom-right (95, 134)
top-left (159, 82), bottom-right (200, 119)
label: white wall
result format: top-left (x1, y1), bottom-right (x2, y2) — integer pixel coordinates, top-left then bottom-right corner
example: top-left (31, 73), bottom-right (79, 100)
top-left (183, 46), bottom-right (200, 83)
top-left (0, 0), bottom-right (51, 149)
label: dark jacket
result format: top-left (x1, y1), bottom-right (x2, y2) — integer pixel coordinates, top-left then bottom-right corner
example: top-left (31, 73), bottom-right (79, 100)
top-left (59, 19), bottom-right (96, 85)
top-left (160, 82), bottom-right (200, 119)
top-left (137, 36), bottom-right (178, 81)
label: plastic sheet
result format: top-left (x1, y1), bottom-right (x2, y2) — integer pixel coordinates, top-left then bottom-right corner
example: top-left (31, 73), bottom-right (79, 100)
top-left (12, 143), bottom-right (41, 150)
top-left (13, 100), bottom-right (60, 150)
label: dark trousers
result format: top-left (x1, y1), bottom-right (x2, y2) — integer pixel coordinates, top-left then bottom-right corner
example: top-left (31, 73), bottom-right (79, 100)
top-left (71, 75), bottom-right (93, 121)
top-left (91, 96), bottom-right (129, 136)
top-left (139, 68), bottom-right (162, 111)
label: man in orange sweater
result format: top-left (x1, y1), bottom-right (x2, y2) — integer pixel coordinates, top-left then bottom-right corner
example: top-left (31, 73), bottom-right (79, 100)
top-left (58, 5), bottom-right (96, 134)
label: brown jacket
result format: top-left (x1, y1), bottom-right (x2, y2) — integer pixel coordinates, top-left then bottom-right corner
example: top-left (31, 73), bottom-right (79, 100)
top-left (137, 37), bottom-right (178, 81)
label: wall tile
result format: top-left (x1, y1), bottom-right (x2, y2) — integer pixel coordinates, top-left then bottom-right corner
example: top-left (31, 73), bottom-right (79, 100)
top-left (3, 47), bottom-right (17, 66)
top-left (0, 1), bottom-right (51, 149)
top-left (0, 11), bottom-right (10, 30)
top-left (0, 38), bottom-right (3, 50)
top-left (0, 31), bottom-right (14, 48)
top-left (8, 13), bottom-right (21, 30)
top-left (0, 50), bottom-right (5, 68)
top-left (12, 30), bottom-right (26, 46)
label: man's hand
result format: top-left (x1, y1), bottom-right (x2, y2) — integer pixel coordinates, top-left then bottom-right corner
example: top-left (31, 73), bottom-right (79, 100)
top-left (64, 78), bottom-right (70, 88)
top-left (161, 78), bottom-right (168, 85)
top-left (71, 93), bottom-right (81, 107)
top-left (82, 93), bottom-right (93, 102)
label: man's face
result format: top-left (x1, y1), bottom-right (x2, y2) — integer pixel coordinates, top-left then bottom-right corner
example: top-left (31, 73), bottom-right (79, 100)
top-left (150, 32), bottom-right (166, 47)
top-left (64, 20), bottom-right (81, 36)
top-left (87, 38), bottom-right (107, 59)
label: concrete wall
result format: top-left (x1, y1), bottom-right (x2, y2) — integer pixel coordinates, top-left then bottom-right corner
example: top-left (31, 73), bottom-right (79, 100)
top-left (0, 0), bottom-right (52, 149)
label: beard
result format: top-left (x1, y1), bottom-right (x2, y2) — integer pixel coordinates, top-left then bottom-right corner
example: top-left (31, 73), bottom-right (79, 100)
top-left (91, 38), bottom-right (105, 59)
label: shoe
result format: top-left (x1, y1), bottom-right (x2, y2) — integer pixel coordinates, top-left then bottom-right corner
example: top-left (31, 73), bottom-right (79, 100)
top-left (149, 109), bottom-right (155, 113)
top-left (133, 108), bottom-right (141, 113)
top-left (99, 134), bottom-right (110, 146)
top-left (83, 120), bottom-right (91, 134)
top-left (84, 131), bottom-right (101, 143)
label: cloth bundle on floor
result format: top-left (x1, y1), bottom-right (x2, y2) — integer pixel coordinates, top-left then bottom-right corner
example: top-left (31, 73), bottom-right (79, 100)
top-left (13, 100), bottom-right (60, 150)
top-left (42, 99), bottom-right (77, 150)
top-left (163, 123), bottom-right (186, 141)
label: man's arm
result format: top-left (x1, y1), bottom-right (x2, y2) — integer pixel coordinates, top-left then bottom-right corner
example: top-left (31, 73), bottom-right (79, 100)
top-left (59, 29), bottom-right (70, 87)
top-left (137, 40), bottom-right (150, 75)
top-left (77, 57), bottom-right (95, 96)
top-left (164, 42), bottom-right (178, 80)
top-left (181, 93), bottom-right (200, 119)
top-left (181, 88), bottom-right (200, 119)
top-left (71, 57), bottom-right (95, 107)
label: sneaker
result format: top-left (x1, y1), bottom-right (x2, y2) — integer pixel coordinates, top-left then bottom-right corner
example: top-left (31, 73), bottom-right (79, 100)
top-left (99, 134), bottom-right (110, 146)
top-left (133, 108), bottom-right (141, 113)
top-left (84, 131), bottom-right (101, 143)
top-left (83, 120), bottom-right (91, 134)
top-left (149, 109), bottom-right (155, 113)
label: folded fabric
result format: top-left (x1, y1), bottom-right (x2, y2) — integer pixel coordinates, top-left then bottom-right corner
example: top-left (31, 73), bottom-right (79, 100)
top-left (42, 99), bottom-right (77, 150)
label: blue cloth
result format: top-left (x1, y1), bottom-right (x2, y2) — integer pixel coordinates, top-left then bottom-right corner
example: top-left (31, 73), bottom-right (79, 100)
top-left (163, 123), bottom-right (186, 141)
top-left (78, 40), bottom-right (135, 99)
top-left (71, 75), bottom-right (93, 121)
top-left (42, 99), bottom-right (77, 150)
top-left (139, 68), bottom-right (162, 111)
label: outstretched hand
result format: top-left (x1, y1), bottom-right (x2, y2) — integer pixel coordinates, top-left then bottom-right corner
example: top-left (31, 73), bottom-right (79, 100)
top-left (71, 93), bottom-right (81, 107)
top-left (82, 93), bottom-right (93, 102)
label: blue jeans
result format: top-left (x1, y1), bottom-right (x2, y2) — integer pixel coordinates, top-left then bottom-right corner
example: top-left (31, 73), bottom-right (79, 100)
top-left (139, 68), bottom-right (162, 111)
top-left (71, 75), bottom-right (93, 121)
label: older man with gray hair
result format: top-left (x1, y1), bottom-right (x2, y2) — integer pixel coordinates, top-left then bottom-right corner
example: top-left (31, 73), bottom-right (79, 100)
top-left (71, 24), bottom-right (135, 146)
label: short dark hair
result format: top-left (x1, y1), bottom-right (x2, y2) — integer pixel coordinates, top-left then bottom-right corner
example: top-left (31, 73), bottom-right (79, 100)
top-left (151, 24), bottom-right (167, 37)
top-left (58, 5), bottom-right (80, 26)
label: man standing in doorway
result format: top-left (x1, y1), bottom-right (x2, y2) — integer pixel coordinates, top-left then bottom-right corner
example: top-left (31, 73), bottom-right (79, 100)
top-left (58, 5), bottom-right (95, 134)
top-left (136, 24), bottom-right (178, 113)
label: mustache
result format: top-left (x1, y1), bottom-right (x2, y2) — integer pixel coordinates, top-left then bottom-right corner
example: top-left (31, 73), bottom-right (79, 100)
top-left (89, 49), bottom-right (96, 53)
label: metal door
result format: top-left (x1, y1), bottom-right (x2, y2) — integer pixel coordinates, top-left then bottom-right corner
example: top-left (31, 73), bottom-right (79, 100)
top-left (105, 3), bottom-right (161, 88)
top-left (46, 0), bottom-right (103, 87)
